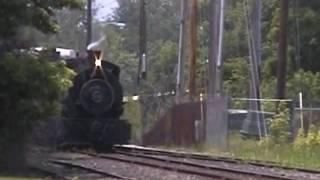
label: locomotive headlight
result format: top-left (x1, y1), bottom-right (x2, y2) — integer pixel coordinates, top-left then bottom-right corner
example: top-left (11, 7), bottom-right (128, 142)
top-left (93, 50), bottom-right (103, 68)
top-left (95, 59), bottom-right (102, 67)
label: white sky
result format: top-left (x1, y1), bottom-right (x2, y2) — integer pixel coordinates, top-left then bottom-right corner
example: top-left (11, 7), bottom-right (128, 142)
top-left (95, 0), bottom-right (119, 20)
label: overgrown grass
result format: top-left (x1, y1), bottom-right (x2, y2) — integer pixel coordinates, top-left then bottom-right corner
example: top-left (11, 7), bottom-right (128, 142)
top-left (159, 131), bottom-right (320, 170)
top-left (226, 132), bottom-right (320, 169)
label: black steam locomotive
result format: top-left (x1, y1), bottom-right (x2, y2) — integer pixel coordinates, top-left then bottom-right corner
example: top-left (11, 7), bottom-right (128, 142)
top-left (61, 51), bottom-right (131, 149)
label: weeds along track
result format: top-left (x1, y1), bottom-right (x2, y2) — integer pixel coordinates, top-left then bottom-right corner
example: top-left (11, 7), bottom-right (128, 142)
top-left (114, 145), bottom-right (320, 174)
top-left (76, 149), bottom-right (298, 180)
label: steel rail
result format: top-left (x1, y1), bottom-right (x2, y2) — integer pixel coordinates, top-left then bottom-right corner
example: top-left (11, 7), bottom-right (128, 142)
top-left (113, 145), bottom-right (320, 174)
top-left (116, 151), bottom-right (295, 180)
top-left (78, 151), bottom-right (238, 180)
top-left (49, 159), bottom-right (134, 180)
top-left (28, 165), bottom-right (69, 180)
top-left (79, 150), bottom-right (295, 180)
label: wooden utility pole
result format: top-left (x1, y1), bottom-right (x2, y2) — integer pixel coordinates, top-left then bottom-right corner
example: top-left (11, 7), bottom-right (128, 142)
top-left (137, 0), bottom-right (147, 85)
top-left (276, 0), bottom-right (289, 99)
top-left (176, 0), bottom-right (187, 102)
top-left (188, 0), bottom-right (198, 100)
top-left (86, 0), bottom-right (92, 48)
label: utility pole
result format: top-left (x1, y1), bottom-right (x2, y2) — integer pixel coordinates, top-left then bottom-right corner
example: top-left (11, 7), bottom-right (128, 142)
top-left (276, 0), bottom-right (289, 99)
top-left (188, 0), bottom-right (198, 100)
top-left (176, 0), bottom-right (186, 102)
top-left (137, 0), bottom-right (147, 85)
top-left (138, 0), bottom-right (147, 144)
top-left (208, 0), bottom-right (225, 98)
top-left (241, 0), bottom-right (266, 138)
top-left (206, 0), bottom-right (227, 149)
top-left (86, 0), bottom-right (92, 48)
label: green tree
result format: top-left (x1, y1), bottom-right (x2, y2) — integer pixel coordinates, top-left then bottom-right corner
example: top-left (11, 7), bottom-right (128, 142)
top-left (40, 8), bottom-right (87, 50)
top-left (0, 52), bottom-right (74, 171)
top-left (268, 102), bottom-right (291, 144)
top-left (287, 70), bottom-right (320, 101)
top-left (113, 0), bottom-right (179, 53)
top-left (223, 57), bottom-right (250, 104)
top-left (262, 0), bottom-right (320, 74)
top-left (148, 40), bottom-right (178, 92)
top-left (0, 0), bottom-right (83, 52)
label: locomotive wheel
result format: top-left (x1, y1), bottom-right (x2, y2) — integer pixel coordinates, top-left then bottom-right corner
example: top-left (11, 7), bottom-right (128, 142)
top-left (80, 79), bottom-right (115, 115)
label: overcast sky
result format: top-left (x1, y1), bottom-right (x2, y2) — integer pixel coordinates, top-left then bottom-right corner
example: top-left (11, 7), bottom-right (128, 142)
top-left (95, 0), bottom-right (119, 20)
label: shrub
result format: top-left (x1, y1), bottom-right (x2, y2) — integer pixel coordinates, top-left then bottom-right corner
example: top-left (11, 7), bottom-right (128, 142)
top-left (0, 52), bottom-right (74, 171)
top-left (293, 128), bottom-right (306, 151)
top-left (267, 102), bottom-right (291, 144)
top-left (294, 124), bottom-right (320, 152)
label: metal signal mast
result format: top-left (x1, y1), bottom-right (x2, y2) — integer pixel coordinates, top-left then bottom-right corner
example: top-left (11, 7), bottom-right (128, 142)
top-left (176, 0), bottom-right (186, 101)
top-left (86, 0), bottom-right (92, 47)
top-left (137, 0), bottom-right (147, 85)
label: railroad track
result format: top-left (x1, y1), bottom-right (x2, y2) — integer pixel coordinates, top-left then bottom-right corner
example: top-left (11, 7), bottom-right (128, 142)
top-left (30, 158), bottom-right (133, 180)
top-left (28, 165), bottom-right (69, 180)
top-left (77, 149), bottom-right (296, 180)
top-left (113, 145), bottom-right (320, 174)
top-left (49, 159), bottom-right (134, 180)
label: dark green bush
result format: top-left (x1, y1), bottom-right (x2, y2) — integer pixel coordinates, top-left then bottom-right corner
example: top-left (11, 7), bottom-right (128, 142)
top-left (0, 52), bottom-right (74, 171)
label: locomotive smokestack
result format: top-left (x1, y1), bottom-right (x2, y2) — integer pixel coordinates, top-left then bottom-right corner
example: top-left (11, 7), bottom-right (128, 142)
top-left (86, 50), bottom-right (103, 68)
top-left (86, 35), bottom-right (105, 68)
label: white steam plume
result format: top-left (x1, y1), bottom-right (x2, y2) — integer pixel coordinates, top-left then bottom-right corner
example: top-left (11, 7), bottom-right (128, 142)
top-left (87, 35), bottom-right (106, 50)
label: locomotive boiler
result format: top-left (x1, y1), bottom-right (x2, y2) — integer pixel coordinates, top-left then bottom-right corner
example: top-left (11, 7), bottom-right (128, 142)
top-left (61, 50), bottom-right (131, 149)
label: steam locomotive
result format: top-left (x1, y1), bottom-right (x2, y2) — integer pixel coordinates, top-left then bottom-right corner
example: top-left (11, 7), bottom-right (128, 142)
top-left (60, 50), bottom-right (131, 149)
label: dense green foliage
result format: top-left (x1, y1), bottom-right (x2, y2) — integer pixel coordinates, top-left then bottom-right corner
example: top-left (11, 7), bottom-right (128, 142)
top-left (294, 125), bottom-right (320, 152)
top-left (0, 0), bottom-right (84, 52)
top-left (0, 53), bottom-right (74, 139)
top-left (0, 0), bottom-right (81, 171)
top-left (267, 103), bottom-right (291, 144)
top-left (0, 53), bottom-right (74, 170)
top-left (0, 0), bottom-right (83, 38)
